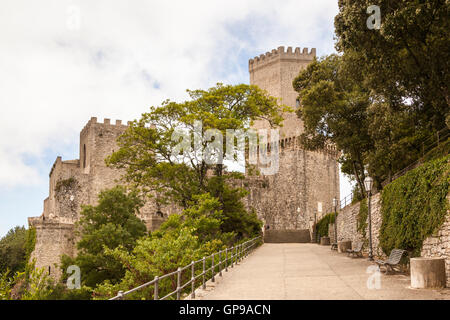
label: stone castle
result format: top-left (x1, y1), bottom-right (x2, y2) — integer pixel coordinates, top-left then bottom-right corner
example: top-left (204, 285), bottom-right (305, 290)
top-left (28, 46), bottom-right (340, 278)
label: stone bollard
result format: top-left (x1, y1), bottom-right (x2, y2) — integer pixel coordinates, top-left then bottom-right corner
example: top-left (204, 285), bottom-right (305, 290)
top-left (337, 241), bottom-right (352, 253)
top-left (320, 236), bottom-right (330, 246)
top-left (410, 258), bottom-right (446, 289)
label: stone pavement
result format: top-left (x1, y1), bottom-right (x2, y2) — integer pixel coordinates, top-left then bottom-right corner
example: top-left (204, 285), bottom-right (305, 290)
top-left (190, 243), bottom-right (450, 300)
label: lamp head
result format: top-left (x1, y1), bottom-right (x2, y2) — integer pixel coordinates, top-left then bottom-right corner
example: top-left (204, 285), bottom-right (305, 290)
top-left (364, 176), bottom-right (374, 193)
top-left (333, 198), bottom-right (338, 207)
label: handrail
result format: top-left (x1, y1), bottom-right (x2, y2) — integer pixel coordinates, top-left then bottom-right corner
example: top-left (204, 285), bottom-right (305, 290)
top-left (109, 236), bottom-right (261, 300)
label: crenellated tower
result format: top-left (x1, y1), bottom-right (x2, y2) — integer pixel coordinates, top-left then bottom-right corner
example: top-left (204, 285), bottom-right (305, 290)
top-left (28, 118), bottom-right (172, 279)
top-left (245, 46), bottom-right (340, 240)
top-left (249, 46), bottom-right (316, 138)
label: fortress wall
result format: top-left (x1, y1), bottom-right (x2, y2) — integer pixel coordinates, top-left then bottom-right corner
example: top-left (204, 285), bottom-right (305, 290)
top-left (247, 143), bottom-right (339, 231)
top-left (29, 220), bottom-right (75, 280)
top-left (28, 118), bottom-right (172, 280)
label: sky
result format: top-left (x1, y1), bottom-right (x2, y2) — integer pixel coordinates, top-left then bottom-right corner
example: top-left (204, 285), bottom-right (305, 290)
top-left (0, 0), bottom-right (353, 237)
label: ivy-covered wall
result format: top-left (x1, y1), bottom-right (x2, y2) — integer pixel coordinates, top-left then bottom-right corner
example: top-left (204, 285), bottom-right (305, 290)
top-left (379, 155), bottom-right (449, 256)
top-left (336, 154), bottom-right (449, 274)
top-left (315, 212), bottom-right (335, 240)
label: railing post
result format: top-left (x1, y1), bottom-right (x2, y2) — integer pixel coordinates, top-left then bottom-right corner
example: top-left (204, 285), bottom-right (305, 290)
top-left (176, 267), bottom-right (181, 300)
top-left (219, 250), bottom-right (222, 277)
top-left (211, 254), bottom-right (215, 283)
top-left (154, 276), bottom-right (159, 300)
top-left (202, 257), bottom-right (206, 289)
top-left (191, 261), bottom-right (195, 299)
top-left (117, 290), bottom-right (124, 300)
top-left (225, 248), bottom-right (228, 272)
top-left (231, 246), bottom-right (234, 268)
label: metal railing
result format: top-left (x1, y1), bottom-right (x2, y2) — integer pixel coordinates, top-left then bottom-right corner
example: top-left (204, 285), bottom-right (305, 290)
top-left (109, 236), bottom-right (261, 300)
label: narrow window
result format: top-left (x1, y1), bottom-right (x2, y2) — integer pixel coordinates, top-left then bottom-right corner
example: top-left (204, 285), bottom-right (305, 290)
top-left (83, 144), bottom-right (86, 168)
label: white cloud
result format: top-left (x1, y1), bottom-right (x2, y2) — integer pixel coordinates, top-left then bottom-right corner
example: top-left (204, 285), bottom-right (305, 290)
top-left (0, 0), bottom-right (339, 188)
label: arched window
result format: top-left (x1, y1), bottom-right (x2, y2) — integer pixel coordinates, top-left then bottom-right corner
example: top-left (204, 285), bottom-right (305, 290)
top-left (83, 144), bottom-right (86, 168)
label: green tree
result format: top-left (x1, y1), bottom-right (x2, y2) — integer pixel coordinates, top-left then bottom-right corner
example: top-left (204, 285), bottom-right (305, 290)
top-left (106, 83), bottom-right (284, 206)
top-left (335, 0), bottom-right (449, 133)
top-left (61, 186), bottom-right (147, 288)
top-left (0, 226), bottom-right (28, 275)
top-left (293, 54), bottom-right (373, 192)
top-left (106, 83), bottom-right (278, 238)
top-left (93, 194), bottom-right (232, 300)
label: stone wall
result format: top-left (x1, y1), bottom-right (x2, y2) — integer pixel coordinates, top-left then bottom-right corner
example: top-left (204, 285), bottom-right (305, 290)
top-left (245, 144), bottom-right (339, 231)
top-left (421, 194), bottom-right (450, 287)
top-left (29, 219), bottom-right (75, 280)
top-left (336, 192), bottom-right (450, 286)
top-left (264, 229), bottom-right (311, 243)
top-left (335, 192), bottom-right (383, 257)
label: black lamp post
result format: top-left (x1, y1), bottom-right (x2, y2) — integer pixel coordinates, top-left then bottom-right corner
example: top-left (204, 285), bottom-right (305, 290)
top-left (333, 198), bottom-right (338, 246)
top-left (364, 176), bottom-right (374, 261)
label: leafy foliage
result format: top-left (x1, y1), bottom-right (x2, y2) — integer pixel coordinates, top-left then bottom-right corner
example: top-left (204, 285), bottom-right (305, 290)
top-left (93, 194), bottom-right (237, 300)
top-left (315, 213), bottom-right (336, 238)
top-left (61, 186), bottom-right (147, 288)
top-left (379, 155), bottom-right (449, 256)
top-left (293, 54), bottom-right (373, 192)
top-left (335, 0), bottom-right (449, 129)
top-left (0, 226), bottom-right (28, 275)
top-left (1, 260), bottom-right (56, 300)
top-left (106, 83), bottom-right (285, 209)
top-left (296, 1), bottom-right (448, 190)
top-left (357, 198), bottom-right (368, 238)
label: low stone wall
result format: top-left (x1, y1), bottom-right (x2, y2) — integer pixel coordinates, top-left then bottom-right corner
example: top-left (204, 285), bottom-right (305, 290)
top-left (335, 192), bottom-right (450, 287)
top-left (421, 194), bottom-right (450, 287)
top-left (264, 229), bottom-right (311, 243)
top-left (335, 193), bottom-right (384, 257)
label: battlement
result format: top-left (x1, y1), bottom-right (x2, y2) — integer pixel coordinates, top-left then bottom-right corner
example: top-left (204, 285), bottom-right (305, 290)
top-left (249, 46), bottom-right (316, 71)
top-left (260, 135), bottom-right (338, 157)
top-left (80, 117), bottom-right (132, 137)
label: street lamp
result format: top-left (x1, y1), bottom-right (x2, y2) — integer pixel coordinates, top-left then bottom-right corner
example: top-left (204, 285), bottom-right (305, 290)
top-left (332, 198), bottom-right (338, 248)
top-left (364, 176), bottom-right (374, 261)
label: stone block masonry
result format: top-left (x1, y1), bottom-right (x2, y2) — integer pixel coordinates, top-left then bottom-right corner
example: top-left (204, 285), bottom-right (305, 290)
top-left (421, 194), bottom-right (450, 287)
top-left (336, 192), bottom-right (450, 287)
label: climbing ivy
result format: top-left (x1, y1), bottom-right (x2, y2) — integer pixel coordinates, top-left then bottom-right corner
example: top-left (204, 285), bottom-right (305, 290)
top-left (357, 198), bottom-right (368, 238)
top-left (379, 155), bottom-right (449, 256)
top-left (315, 212), bottom-right (336, 238)
top-left (24, 227), bottom-right (36, 264)
top-left (55, 177), bottom-right (77, 193)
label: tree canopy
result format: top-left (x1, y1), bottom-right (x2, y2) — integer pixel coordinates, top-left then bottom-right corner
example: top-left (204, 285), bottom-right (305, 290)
top-left (61, 186), bottom-right (147, 288)
top-left (295, 0), bottom-right (449, 190)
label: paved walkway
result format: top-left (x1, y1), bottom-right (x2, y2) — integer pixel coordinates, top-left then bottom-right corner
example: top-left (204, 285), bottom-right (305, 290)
top-left (191, 243), bottom-right (450, 300)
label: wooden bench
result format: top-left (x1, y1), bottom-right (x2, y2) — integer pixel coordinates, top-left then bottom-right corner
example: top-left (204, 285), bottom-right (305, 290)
top-left (375, 249), bottom-right (407, 274)
top-left (346, 242), bottom-right (363, 258)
